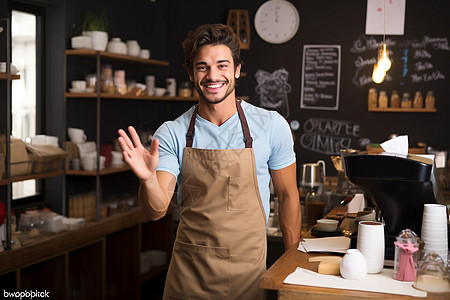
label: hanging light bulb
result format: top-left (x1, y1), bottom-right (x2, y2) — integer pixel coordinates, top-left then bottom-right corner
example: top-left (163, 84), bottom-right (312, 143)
top-left (372, 63), bottom-right (386, 84)
top-left (377, 43), bottom-right (391, 72)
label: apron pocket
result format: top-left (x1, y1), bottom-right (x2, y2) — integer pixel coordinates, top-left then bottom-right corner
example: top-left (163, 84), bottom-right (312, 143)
top-left (227, 176), bottom-right (249, 211)
top-left (166, 240), bottom-right (231, 299)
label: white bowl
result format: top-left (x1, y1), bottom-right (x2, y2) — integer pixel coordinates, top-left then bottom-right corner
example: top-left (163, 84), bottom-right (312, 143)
top-left (71, 36), bottom-right (92, 49)
top-left (316, 219), bottom-right (339, 232)
top-left (154, 87), bottom-right (166, 96)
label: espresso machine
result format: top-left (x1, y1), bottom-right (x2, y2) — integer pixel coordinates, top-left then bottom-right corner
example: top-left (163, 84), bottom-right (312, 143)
top-left (344, 153), bottom-right (446, 260)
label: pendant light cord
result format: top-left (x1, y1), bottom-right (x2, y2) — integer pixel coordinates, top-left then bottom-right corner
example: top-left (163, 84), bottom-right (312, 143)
top-left (383, 0), bottom-right (386, 44)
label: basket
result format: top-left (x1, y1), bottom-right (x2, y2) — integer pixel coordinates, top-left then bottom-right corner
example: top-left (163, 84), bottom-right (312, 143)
top-left (0, 138), bottom-right (32, 177)
top-left (26, 144), bottom-right (67, 174)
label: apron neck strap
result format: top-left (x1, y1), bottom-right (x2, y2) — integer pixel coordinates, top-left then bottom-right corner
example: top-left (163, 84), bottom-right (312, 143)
top-left (235, 99), bottom-right (253, 148)
top-left (185, 100), bottom-right (253, 148)
top-left (186, 105), bottom-right (198, 148)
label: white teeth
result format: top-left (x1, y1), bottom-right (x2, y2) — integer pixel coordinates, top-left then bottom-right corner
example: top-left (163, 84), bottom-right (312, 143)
top-left (205, 83), bottom-right (223, 88)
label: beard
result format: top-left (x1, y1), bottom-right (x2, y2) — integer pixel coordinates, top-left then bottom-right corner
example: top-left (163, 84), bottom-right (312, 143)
top-left (194, 78), bottom-right (236, 104)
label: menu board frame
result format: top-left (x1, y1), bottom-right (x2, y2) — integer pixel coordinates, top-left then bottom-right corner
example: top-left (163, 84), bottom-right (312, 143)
top-left (300, 45), bottom-right (341, 111)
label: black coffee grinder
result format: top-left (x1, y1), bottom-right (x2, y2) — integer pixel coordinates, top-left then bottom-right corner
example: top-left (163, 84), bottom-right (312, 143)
top-left (344, 153), bottom-right (446, 260)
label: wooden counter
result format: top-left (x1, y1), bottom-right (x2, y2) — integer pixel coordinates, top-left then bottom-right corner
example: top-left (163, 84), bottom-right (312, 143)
top-left (260, 208), bottom-right (450, 299)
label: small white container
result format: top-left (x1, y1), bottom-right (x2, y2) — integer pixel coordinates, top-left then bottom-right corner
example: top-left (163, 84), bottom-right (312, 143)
top-left (340, 249), bottom-right (368, 280)
top-left (126, 40), bottom-right (140, 56)
top-left (107, 37), bottom-right (127, 55)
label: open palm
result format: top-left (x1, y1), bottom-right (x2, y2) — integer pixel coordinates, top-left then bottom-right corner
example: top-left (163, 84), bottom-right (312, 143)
top-left (117, 126), bottom-right (159, 181)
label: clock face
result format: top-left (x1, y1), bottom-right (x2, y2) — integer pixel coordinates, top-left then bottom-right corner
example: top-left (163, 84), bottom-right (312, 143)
top-left (254, 0), bottom-right (300, 44)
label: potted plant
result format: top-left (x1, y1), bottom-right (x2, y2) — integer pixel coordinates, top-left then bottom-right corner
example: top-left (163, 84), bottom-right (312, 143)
top-left (79, 11), bottom-right (109, 51)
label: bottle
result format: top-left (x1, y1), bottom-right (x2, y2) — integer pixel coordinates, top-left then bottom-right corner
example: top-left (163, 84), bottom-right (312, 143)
top-left (390, 90), bottom-right (400, 108)
top-left (401, 92), bottom-right (412, 108)
top-left (368, 88), bottom-right (378, 109)
top-left (413, 91), bottom-right (423, 108)
top-left (425, 91), bottom-right (435, 109)
top-left (101, 65), bottom-right (115, 94)
top-left (394, 229), bottom-right (419, 281)
top-left (305, 189), bottom-right (325, 229)
top-left (178, 81), bottom-right (192, 97)
top-left (378, 91), bottom-right (388, 108)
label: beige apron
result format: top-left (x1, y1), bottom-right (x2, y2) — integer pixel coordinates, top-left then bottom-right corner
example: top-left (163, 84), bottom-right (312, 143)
top-left (163, 100), bottom-right (267, 300)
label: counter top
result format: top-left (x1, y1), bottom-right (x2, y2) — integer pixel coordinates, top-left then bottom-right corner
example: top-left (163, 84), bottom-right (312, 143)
top-left (260, 207), bottom-right (450, 299)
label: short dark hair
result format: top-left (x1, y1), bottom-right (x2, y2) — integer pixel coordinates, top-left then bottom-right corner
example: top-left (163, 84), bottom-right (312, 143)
top-left (182, 24), bottom-right (242, 75)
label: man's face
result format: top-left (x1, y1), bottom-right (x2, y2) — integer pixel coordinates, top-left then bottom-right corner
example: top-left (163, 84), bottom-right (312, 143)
top-left (190, 44), bottom-right (241, 104)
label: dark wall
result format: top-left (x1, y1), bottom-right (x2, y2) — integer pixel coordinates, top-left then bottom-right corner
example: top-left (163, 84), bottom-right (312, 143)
top-left (165, 0), bottom-right (450, 176)
top-left (4, 0), bottom-right (450, 179)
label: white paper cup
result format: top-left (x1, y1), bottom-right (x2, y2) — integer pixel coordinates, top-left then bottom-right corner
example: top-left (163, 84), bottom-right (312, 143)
top-left (357, 221), bottom-right (385, 274)
top-left (423, 204), bottom-right (447, 215)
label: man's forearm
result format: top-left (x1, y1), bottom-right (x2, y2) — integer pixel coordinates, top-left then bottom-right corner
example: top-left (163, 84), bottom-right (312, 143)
top-left (138, 173), bottom-right (175, 220)
top-left (278, 191), bottom-right (302, 250)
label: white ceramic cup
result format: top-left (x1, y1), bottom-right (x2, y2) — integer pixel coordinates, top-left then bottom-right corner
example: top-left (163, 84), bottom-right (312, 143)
top-left (139, 49), bottom-right (150, 59)
top-left (67, 127), bottom-right (87, 144)
top-left (357, 221), bottom-right (385, 274)
top-left (80, 153), bottom-right (106, 172)
top-left (72, 80), bottom-right (87, 90)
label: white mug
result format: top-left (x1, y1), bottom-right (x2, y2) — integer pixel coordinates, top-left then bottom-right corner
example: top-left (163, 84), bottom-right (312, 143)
top-left (81, 153), bottom-right (106, 172)
top-left (67, 127), bottom-right (87, 144)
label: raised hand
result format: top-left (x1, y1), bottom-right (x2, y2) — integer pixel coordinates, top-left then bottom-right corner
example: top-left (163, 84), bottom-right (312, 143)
top-left (117, 126), bottom-right (159, 182)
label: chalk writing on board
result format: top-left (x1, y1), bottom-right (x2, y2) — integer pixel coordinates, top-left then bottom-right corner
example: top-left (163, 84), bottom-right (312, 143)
top-left (299, 118), bottom-right (368, 155)
top-left (300, 45), bottom-right (341, 110)
top-left (350, 35), bottom-right (448, 87)
top-left (254, 68), bottom-right (291, 117)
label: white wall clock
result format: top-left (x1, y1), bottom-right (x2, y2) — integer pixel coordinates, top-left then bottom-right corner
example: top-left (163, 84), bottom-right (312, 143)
top-left (254, 0), bottom-right (300, 44)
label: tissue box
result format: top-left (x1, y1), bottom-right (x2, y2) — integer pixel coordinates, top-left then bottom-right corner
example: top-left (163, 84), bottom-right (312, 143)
top-left (0, 138), bottom-right (32, 177)
top-left (26, 144), bottom-right (67, 174)
top-left (366, 144), bottom-right (427, 155)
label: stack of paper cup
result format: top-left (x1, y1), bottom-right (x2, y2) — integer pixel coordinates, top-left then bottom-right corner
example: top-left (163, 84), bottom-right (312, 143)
top-left (421, 204), bottom-right (448, 266)
top-left (145, 75), bottom-right (155, 96)
top-left (357, 221), bottom-right (385, 273)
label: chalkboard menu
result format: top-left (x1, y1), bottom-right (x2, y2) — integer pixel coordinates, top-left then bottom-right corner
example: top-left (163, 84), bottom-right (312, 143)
top-left (300, 45), bottom-right (341, 110)
top-left (350, 35), bottom-right (448, 88)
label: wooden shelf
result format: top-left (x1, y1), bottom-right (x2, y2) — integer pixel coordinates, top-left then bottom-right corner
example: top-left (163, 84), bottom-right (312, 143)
top-left (64, 92), bottom-right (198, 102)
top-left (0, 73), bottom-right (20, 80)
top-left (0, 170), bottom-right (64, 186)
top-left (65, 49), bottom-right (169, 67)
top-left (66, 165), bottom-right (131, 176)
top-left (368, 107), bottom-right (436, 113)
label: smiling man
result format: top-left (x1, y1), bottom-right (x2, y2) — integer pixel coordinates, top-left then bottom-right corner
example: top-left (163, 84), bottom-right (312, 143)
top-left (118, 24), bottom-right (301, 300)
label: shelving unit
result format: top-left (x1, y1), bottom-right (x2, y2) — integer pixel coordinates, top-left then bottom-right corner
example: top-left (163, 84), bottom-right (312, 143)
top-left (0, 170), bottom-right (64, 186)
top-left (368, 107), bottom-right (437, 113)
top-left (63, 49), bottom-right (197, 222)
top-left (65, 91), bottom-right (198, 101)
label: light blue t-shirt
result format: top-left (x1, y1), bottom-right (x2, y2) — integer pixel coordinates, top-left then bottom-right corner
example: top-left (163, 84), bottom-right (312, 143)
top-left (154, 101), bottom-right (296, 220)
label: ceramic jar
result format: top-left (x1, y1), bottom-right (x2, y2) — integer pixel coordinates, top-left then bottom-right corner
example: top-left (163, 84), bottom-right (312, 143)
top-left (340, 249), bottom-right (368, 280)
top-left (107, 38), bottom-right (127, 55)
top-left (126, 40), bottom-right (140, 56)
